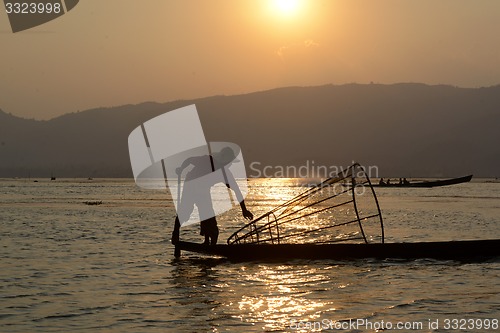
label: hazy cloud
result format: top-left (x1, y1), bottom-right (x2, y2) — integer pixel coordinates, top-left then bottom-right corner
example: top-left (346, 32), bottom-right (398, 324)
top-left (276, 39), bottom-right (320, 59)
top-left (304, 39), bottom-right (319, 48)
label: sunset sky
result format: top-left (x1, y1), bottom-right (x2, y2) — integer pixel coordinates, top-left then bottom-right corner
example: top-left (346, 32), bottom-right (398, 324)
top-left (1, 0), bottom-right (499, 119)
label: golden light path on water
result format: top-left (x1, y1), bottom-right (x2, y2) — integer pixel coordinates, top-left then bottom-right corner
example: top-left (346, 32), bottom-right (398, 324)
top-left (236, 264), bottom-right (334, 331)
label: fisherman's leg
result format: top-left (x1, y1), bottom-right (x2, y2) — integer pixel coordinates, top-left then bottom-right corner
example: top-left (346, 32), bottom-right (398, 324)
top-left (200, 220), bottom-right (210, 246)
top-left (211, 222), bottom-right (219, 246)
top-left (173, 195), bottom-right (195, 245)
top-left (205, 217), bottom-right (219, 246)
top-left (171, 215), bottom-right (180, 245)
top-left (195, 191), bottom-right (216, 246)
top-left (172, 216), bottom-right (181, 257)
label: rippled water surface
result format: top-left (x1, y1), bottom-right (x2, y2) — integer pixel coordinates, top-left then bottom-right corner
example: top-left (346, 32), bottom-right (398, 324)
top-left (1, 178), bottom-right (499, 332)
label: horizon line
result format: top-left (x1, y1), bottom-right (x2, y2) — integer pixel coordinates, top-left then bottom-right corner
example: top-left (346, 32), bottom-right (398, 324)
top-left (2, 81), bottom-right (500, 121)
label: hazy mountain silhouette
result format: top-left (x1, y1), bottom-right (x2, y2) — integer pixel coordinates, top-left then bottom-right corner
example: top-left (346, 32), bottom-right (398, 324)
top-left (1, 83), bottom-right (499, 178)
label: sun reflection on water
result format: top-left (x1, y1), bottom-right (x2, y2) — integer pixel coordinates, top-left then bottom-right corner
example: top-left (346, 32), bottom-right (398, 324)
top-left (233, 264), bottom-right (338, 331)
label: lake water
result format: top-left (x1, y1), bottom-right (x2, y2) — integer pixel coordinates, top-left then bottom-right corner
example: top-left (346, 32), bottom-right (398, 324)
top-left (1, 178), bottom-right (499, 332)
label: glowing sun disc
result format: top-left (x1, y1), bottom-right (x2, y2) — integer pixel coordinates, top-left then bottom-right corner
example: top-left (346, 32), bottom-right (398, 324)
top-left (272, 0), bottom-right (301, 16)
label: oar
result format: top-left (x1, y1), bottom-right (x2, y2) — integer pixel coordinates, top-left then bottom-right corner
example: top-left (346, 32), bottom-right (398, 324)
top-left (174, 170), bottom-right (182, 257)
top-left (177, 171), bottom-right (181, 210)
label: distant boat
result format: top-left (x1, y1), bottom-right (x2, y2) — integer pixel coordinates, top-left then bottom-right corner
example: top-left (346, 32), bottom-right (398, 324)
top-left (375, 174), bottom-right (472, 188)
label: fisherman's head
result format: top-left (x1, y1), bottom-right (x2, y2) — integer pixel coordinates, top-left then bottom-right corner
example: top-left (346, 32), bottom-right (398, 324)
top-left (214, 147), bottom-right (238, 166)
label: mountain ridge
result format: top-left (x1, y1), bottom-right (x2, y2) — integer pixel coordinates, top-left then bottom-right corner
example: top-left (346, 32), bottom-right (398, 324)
top-left (1, 83), bottom-right (499, 178)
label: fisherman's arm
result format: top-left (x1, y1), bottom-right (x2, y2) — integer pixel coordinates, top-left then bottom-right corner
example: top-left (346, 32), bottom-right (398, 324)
top-left (175, 157), bottom-right (196, 175)
top-left (224, 168), bottom-right (253, 220)
top-left (239, 200), bottom-right (253, 220)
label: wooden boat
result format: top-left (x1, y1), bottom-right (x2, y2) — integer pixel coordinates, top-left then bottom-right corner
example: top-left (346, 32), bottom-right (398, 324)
top-left (173, 164), bottom-right (496, 261)
top-left (174, 239), bottom-right (500, 261)
top-left (374, 175), bottom-right (472, 188)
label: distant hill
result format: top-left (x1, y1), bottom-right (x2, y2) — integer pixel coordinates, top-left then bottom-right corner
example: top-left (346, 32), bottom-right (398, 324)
top-left (1, 83), bottom-right (499, 178)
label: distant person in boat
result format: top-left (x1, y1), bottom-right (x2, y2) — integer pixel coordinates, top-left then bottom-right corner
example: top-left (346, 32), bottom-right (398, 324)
top-left (379, 178), bottom-right (385, 186)
top-left (399, 178), bottom-right (403, 185)
top-left (171, 147), bottom-right (253, 246)
top-left (386, 179), bottom-right (391, 185)
top-left (403, 178), bottom-right (410, 185)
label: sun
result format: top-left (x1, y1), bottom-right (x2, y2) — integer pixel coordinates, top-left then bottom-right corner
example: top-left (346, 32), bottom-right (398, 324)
top-left (271, 0), bottom-right (302, 17)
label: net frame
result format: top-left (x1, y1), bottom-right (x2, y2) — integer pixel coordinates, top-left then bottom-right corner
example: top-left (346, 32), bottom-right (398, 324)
top-left (227, 163), bottom-right (384, 245)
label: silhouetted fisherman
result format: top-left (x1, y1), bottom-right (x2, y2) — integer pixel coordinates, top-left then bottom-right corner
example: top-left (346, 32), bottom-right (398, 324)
top-left (171, 147), bottom-right (253, 247)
